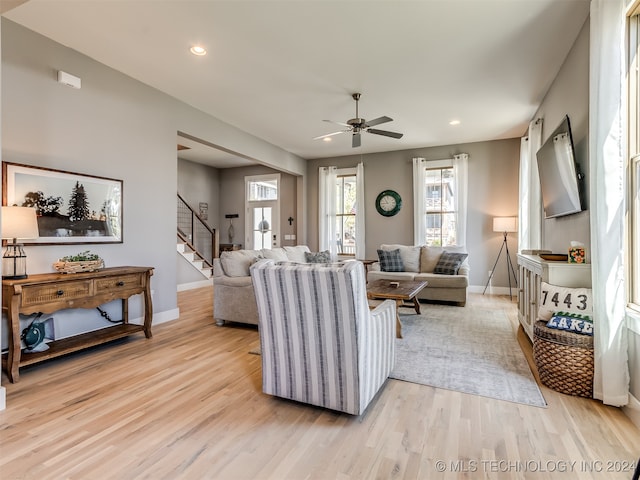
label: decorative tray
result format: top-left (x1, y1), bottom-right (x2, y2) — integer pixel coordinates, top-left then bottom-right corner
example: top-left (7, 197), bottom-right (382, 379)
top-left (539, 253), bottom-right (568, 262)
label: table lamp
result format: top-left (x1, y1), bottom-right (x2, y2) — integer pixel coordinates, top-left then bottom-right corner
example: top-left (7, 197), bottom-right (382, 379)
top-left (483, 216), bottom-right (518, 299)
top-left (2, 206), bottom-right (39, 279)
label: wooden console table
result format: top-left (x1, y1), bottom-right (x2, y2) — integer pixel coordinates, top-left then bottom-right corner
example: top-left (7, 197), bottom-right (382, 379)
top-left (2, 266), bottom-right (154, 383)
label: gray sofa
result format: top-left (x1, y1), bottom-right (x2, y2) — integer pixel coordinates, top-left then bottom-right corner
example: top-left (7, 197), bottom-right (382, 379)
top-left (367, 244), bottom-right (469, 306)
top-left (212, 245), bottom-right (311, 326)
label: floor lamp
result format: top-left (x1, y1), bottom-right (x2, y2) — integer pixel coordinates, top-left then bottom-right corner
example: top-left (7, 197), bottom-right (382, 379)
top-left (483, 217), bottom-right (518, 299)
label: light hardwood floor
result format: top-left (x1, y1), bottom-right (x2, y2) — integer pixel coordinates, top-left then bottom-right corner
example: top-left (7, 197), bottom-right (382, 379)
top-left (1, 288), bottom-right (638, 480)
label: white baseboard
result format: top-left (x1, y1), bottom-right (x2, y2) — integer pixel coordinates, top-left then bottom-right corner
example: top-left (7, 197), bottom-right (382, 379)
top-left (468, 284), bottom-right (518, 297)
top-left (177, 279), bottom-right (213, 292)
top-left (0, 386), bottom-right (5, 411)
top-left (623, 393), bottom-right (640, 430)
top-left (130, 308), bottom-right (180, 326)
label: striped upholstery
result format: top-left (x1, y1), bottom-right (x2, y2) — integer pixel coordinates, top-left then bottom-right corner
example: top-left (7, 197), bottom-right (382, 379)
top-left (251, 260), bottom-right (396, 415)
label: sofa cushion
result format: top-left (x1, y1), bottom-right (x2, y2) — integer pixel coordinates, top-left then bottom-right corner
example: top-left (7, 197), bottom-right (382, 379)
top-left (213, 274), bottom-right (254, 287)
top-left (305, 250), bottom-right (331, 263)
top-left (380, 244), bottom-right (420, 272)
top-left (283, 245), bottom-right (311, 263)
top-left (420, 245), bottom-right (468, 273)
top-left (420, 246), bottom-right (444, 273)
top-left (261, 248), bottom-right (288, 262)
top-left (220, 249), bottom-right (262, 277)
top-left (433, 252), bottom-right (468, 275)
top-left (367, 270), bottom-right (417, 282)
top-left (377, 249), bottom-right (405, 272)
top-left (414, 272), bottom-right (468, 288)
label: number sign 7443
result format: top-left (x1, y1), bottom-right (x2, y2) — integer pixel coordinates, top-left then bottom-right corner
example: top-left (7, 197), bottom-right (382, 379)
top-left (541, 290), bottom-right (588, 310)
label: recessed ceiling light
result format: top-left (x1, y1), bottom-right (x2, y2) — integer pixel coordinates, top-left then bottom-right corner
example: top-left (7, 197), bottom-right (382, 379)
top-left (449, 119), bottom-right (461, 126)
top-left (190, 45), bottom-right (207, 56)
top-left (322, 137), bottom-right (332, 142)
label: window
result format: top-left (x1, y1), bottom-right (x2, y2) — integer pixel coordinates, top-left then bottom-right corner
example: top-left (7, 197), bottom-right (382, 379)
top-left (248, 177), bottom-right (278, 201)
top-left (335, 174), bottom-right (356, 255)
top-left (413, 155), bottom-right (467, 247)
top-left (424, 167), bottom-right (456, 246)
top-left (319, 164), bottom-right (365, 258)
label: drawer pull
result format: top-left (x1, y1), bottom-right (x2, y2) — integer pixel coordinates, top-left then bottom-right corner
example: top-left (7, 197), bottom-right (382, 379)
top-left (56, 290), bottom-right (64, 296)
top-left (116, 281), bottom-right (125, 287)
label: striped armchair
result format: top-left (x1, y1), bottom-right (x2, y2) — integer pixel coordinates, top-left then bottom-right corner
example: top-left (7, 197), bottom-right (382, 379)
top-left (250, 260), bottom-right (396, 415)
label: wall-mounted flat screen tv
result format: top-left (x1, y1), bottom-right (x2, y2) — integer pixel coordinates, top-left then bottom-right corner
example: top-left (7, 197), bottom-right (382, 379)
top-left (536, 115), bottom-right (584, 219)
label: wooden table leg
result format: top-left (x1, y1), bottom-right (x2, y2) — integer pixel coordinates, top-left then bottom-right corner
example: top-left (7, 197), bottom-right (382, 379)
top-left (7, 294), bottom-right (22, 382)
top-left (395, 300), bottom-right (403, 339)
top-left (413, 297), bottom-right (421, 315)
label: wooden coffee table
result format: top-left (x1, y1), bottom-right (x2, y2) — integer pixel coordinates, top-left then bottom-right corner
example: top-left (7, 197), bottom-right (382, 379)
top-left (367, 279), bottom-right (428, 338)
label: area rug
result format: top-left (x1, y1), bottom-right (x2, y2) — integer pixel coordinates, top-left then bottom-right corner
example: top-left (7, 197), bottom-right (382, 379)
top-left (391, 306), bottom-right (546, 407)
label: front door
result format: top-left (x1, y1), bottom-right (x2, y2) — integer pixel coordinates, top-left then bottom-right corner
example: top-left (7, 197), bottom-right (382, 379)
top-left (245, 174), bottom-right (280, 250)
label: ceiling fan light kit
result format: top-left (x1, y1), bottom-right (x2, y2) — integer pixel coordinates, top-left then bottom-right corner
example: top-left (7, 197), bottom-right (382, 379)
top-left (314, 93), bottom-right (404, 148)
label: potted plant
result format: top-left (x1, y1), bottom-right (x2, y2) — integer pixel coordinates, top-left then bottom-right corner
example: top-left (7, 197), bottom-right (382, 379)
top-left (53, 250), bottom-right (104, 273)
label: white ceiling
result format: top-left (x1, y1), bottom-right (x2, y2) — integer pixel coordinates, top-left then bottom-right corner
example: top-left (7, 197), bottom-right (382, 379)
top-left (4, 0), bottom-right (590, 167)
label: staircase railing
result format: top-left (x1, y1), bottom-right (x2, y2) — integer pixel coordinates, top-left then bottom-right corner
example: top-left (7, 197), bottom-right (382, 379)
top-left (177, 193), bottom-right (219, 266)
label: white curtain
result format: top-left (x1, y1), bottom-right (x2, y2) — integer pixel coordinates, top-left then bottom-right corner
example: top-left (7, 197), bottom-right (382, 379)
top-left (589, 0), bottom-right (629, 406)
top-left (452, 153), bottom-right (468, 247)
top-left (518, 119), bottom-right (543, 251)
top-left (355, 162), bottom-right (366, 259)
top-left (318, 166), bottom-right (337, 258)
top-left (412, 157), bottom-right (427, 245)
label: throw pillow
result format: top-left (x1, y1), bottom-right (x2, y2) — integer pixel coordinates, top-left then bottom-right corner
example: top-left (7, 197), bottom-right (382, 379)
top-left (537, 282), bottom-right (593, 321)
top-left (420, 246), bottom-right (444, 273)
top-left (377, 249), bottom-right (405, 272)
top-left (546, 311), bottom-right (593, 336)
top-left (261, 248), bottom-right (288, 262)
top-left (433, 252), bottom-right (468, 275)
top-left (379, 244), bottom-right (421, 272)
top-left (304, 250), bottom-right (331, 263)
top-left (282, 245), bottom-right (311, 263)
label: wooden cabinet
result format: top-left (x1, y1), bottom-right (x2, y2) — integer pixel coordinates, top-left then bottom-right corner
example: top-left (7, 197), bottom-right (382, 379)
top-left (517, 254), bottom-right (591, 341)
top-left (2, 266), bottom-right (153, 382)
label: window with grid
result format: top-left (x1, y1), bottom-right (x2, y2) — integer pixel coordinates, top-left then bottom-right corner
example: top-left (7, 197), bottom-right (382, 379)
top-left (335, 174), bottom-right (356, 255)
top-left (424, 167), bottom-right (457, 246)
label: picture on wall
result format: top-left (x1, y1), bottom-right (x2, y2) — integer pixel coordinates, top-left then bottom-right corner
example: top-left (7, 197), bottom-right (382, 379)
top-left (199, 202), bottom-right (208, 220)
top-left (2, 162), bottom-right (123, 245)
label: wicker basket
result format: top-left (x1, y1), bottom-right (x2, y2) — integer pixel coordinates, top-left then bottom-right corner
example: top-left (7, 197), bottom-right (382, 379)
top-left (53, 259), bottom-right (104, 274)
top-left (533, 320), bottom-right (594, 398)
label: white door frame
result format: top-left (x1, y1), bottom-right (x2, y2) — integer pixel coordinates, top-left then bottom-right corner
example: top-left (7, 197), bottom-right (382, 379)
top-left (245, 174), bottom-right (281, 249)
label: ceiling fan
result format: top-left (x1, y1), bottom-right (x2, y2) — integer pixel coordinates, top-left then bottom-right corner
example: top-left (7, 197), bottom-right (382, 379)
top-left (314, 93), bottom-right (404, 148)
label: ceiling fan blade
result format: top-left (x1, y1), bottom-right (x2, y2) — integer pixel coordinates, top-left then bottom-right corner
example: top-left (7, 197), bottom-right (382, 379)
top-left (364, 116), bottom-right (392, 128)
top-left (323, 119), bottom-right (351, 128)
top-left (352, 132), bottom-right (361, 148)
top-left (367, 128), bottom-right (404, 139)
top-left (313, 130), bottom-right (348, 140)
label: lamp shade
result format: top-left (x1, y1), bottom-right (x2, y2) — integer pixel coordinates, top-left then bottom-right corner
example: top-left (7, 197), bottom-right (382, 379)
top-left (493, 216), bottom-right (518, 233)
top-left (1, 206), bottom-right (39, 240)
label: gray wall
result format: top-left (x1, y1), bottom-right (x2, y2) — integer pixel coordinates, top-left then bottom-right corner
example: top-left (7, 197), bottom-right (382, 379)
top-left (534, 19), bottom-right (590, 256)
top-left (306, 138), bottom-right (521, 289)
top-left (1, 19), bottom-right (305, 339)
top-left (177, 158), bottom-right (220, 230)
top-left (219, 165), bottom-right (298, 249)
